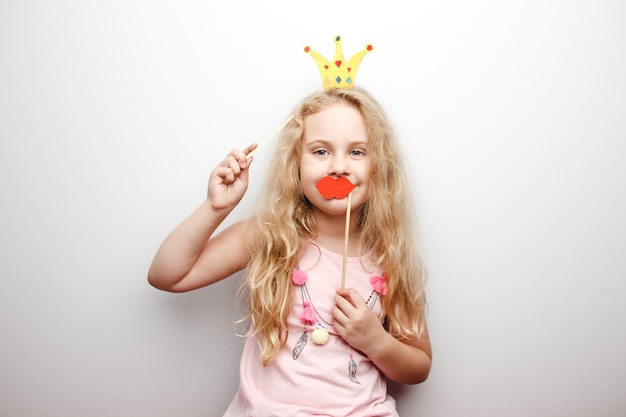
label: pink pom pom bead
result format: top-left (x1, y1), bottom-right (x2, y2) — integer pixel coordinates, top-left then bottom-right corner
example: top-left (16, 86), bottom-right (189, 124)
top-left (292, 270), bottom-right (308, 286)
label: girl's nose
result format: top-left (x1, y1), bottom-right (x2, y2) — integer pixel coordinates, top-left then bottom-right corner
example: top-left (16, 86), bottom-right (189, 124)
top-left (329, 155), bottom-right (350, 176)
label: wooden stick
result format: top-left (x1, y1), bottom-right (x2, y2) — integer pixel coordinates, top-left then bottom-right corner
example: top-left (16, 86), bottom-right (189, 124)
top-left (341, 191), bottom-right (352, 288)
top-left (247, 116), bottom-right (291, 159)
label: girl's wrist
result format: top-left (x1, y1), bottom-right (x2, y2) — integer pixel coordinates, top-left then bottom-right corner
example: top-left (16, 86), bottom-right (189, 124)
top-left (201, 199), bottom-right (233, 223)
top-left (361, 326), bottom-right (393, 361)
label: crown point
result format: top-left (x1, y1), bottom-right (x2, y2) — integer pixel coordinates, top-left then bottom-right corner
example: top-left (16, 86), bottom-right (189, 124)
top-left (304, 46), bottom-right (310, 53)
top-left (367, 44), bottom-right (374, 52)
top-left (335, 35), bottom-right (341, 42)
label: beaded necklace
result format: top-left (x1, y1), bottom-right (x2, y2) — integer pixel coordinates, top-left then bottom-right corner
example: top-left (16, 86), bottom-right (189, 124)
top-left (291, 266), bottom-right (388, 384)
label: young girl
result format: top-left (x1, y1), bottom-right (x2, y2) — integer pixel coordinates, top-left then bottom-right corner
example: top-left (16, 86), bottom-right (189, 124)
top-left (148, 87), bottom-right (432, 416)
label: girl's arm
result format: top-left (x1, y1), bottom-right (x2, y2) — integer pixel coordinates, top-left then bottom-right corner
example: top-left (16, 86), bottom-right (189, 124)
top-left (147, 145), bottom-right (257, 293)
top-left (333, 288), bottom-right (432, 384)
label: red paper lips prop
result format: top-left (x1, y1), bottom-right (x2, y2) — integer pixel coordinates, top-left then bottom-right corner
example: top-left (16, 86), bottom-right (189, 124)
top-left (315, 176), bottom-right (355, 199)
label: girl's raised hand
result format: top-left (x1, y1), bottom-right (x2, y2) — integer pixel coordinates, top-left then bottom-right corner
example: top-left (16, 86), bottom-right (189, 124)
top-left (207, 143), bottom-right (258, 211)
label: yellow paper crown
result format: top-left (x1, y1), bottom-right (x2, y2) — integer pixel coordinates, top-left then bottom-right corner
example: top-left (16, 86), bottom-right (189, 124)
top-left (304, 35), bottom-right (373, 89)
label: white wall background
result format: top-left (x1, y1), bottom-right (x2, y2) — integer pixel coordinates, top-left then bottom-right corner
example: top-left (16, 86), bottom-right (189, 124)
top-left (1, 1), bottom-right (625, 416)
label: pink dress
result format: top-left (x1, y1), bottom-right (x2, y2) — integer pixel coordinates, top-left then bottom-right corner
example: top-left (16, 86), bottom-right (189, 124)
top-left (223, 242), bottom-right (398, 416)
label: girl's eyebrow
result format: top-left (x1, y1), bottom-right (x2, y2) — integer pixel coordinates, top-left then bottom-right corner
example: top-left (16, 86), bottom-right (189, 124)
top-left (305, 139), bottom-right (331, 147)
top-left (306, 139), bottom-right (368, 148)
top-left (350, 140), bottom-right (368, 148)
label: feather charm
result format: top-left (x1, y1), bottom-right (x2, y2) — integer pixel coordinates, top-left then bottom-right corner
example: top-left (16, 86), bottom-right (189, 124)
top-left (293, 331), bottom-right (308, 360)
top-left (348, 353), bottom-right (361, 384)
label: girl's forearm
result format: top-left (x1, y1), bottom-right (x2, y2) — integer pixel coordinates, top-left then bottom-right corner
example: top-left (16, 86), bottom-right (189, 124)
top-left (365, 331), bottom-right (432, 384)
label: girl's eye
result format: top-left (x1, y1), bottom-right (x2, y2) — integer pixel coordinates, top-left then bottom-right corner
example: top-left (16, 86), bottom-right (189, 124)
top-left (314, 149), bottom-right (329, 156)
top-left (350, 149), bottom-right (366, 157)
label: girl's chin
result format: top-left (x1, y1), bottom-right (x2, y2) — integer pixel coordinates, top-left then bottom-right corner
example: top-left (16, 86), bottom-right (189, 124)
top-left (312, 202), bottom-right (348, 215)
top-left (312, 197), bottom-right (364, 216)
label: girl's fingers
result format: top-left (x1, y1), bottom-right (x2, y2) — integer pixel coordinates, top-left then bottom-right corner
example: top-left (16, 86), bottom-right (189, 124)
top-left (218, 150), bottom-right (248, 178)
top-left (213, 166), bottom-right (235, 184)
top-left (335, 288), bottom-right (366, 309)
top-left (333, 290), bottom-right (357, 326)
top-left (211, 145), bottom-right (257, 186)
top-left (224, 145), bottom-right (256, 171)
top-left (225, 156), bottom-right (242, 176)
top-left (243, 142), bottom-right (258, 157)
